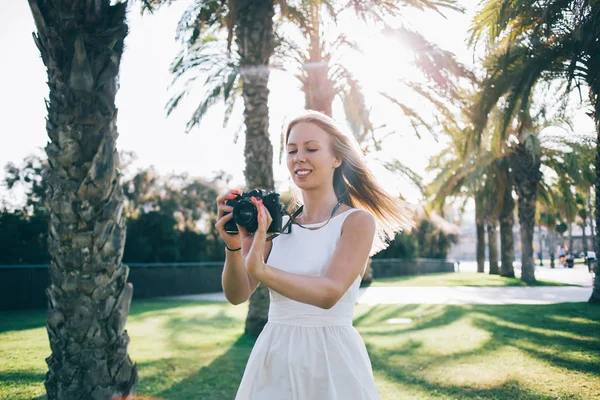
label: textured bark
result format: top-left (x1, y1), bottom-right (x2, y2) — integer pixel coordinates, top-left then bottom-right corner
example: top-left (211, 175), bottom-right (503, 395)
top-left (511, 144), bottom-right (541, 284)
top-left (549, 231), bottom-right (556, 268)
top-left (475, 193), bottom-right (486, 273)
top-left (538, 226), bottom-right (544, 266)
top-left (235, 0), bottom-right (276, 335)
top-left (302, 3), bottom-right (335, 116)
top-left (582, 222), bottom-right (588, 255)
top-left (592, 126), bottom-right (600, 302)
top-left (27, 1), bottom-right (137, 398)
top-left (588, 189), bottom-right (595, 249)
top-left (588, 27), bottom-right (600, 302)
top-left (499, 163), bottom-right (516, 277)
top-left (590, 84), bottom-right (600, 303)
top-left (568, 224), bottom-right (574, 255)
top-left (487, 221), bottom-right (500, 275)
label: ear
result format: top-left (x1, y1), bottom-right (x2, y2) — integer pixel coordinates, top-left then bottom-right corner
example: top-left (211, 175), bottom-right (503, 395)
top-left (333, 157), bottom-right (342, 169)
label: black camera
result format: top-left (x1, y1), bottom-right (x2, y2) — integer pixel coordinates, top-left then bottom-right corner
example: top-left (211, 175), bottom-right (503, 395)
top-left (224, 189), bottom-right (285, 234)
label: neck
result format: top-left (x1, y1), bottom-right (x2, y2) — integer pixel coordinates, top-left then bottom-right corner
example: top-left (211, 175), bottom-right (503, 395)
top-left (299, 185), bottom-right (342, 223)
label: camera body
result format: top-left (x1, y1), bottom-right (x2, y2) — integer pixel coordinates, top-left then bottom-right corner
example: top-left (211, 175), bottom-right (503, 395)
top-left (224, 189), bottom-right (284, 234)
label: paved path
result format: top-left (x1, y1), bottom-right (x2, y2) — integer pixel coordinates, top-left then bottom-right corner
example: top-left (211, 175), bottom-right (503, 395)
top-left (160, 261), bottom-right (595, 305)
top-left (457, 261), bottom-right (594, 287)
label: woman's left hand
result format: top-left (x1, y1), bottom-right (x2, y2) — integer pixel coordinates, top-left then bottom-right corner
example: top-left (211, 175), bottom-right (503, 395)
top-left (236, 197), bottom-right (272, 281)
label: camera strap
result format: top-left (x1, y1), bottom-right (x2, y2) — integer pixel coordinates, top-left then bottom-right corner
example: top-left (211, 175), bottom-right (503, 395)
top-left (290, 198), bottom-right (344, 230)
top-left (265, 198), bottom-right (344, 241)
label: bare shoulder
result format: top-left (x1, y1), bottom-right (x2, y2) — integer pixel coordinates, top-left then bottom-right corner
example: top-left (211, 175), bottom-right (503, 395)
top-left (341, 209), bottom-right (376, 235)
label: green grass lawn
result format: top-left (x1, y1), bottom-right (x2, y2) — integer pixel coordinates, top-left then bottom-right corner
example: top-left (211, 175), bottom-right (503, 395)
top-left (369, 272), bottom-right (574, 287)
top-left (1, 300), bottom-right (599, 399)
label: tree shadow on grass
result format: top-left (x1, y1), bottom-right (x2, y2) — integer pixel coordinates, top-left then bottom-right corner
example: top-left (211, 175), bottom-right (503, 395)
top-left (134, 334), bottom-right (255, 400)
top-left (471, 304), bottom-right (600, 376)
top-left (0, 299), bottom-right (223, 334)
top-left (0, 308), bottom-right (46, 334)
top-left (1, 370), bottom-right (46, 385)
top-left (354, 304), bottom-right (471, 336)
top-left (368, 340), bottom-right (588, 400)
top-left (364, 303), bottom-right (600, 399)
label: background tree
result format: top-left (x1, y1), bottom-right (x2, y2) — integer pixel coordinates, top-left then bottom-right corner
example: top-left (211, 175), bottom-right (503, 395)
top-left (469, 0), bottom-right (600, 300)
top-left (27, 0), bottom-right (137, 397)
top-left (143, 0), bottom-right (277, 335)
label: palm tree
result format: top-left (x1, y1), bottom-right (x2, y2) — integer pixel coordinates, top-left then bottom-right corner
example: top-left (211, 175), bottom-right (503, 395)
top-left (160, 0), bottom-right (467, 186)
top-left (426, 118), bottom-right (491, 274)
top-left (235, 0), bottom-right (276, 337)
top-left (143, 0), bottom-right (276, 336)
top-left (145, 0), bottom-right (466, 334)
top-left (27, 0), bottom-right (137, 398)
top-left (563, 139), bottom-right (596, 254)
top-left (557, 177), bottom-right (579, 256)
top-left (540, 211), bottom-right (558, 267)
top-left (469, 0), bottom-right (600, 299)
top-left (576, 194), bottom-right (589, 256)
top-left (483, 162), bottom-right (503, 275)
top-left (498, 157), bottom-right (516, 277)
top-left (428, 94), bottom-right (522, 277)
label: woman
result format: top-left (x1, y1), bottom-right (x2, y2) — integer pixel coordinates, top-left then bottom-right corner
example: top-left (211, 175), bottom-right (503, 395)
top-left (215, 110), bottom-right (413, 399)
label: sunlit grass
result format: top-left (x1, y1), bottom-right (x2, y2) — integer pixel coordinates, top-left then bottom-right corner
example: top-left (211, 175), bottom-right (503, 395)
top-left (370, 272), bottom-right (573, 287)
top-left (1, 301), bottom-right (599, 399)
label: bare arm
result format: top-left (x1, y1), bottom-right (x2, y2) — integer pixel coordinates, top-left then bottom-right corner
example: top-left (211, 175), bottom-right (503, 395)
top-left (255, 210), bottom-right (375, 309)
top-left (222, 240), bottom-right (271, 305)
top-left (215, 189), bottom-right (271, 305)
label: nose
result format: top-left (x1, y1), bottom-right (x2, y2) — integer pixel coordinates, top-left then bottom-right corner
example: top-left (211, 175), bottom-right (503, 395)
top-left (294, 151), bottom-right (306, 163)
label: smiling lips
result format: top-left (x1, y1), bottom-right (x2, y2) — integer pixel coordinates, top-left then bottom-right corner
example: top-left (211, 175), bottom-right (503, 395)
top-left (295, 169), bottom-right (312, 178)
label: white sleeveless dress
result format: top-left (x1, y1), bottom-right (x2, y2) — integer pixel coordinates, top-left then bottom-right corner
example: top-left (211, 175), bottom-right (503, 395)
top-left (235, 208), bottom-right (381, 400)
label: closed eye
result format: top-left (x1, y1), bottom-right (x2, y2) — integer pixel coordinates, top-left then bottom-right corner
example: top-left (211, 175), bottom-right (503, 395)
top-left (287, 149), bottom-right (318, 154)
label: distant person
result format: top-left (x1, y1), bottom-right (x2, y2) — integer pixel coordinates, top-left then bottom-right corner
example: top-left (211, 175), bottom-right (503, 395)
top-left (215, 110), bottom-right (413, 399)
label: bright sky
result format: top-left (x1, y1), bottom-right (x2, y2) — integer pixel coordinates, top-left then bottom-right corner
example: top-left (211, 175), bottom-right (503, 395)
top-left (0, 1), bottom-right (594, 210)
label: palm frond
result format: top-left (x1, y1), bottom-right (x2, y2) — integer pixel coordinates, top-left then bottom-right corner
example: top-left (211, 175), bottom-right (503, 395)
top-left (381, 159), bottom-right (426, 197)
top-left (379, 92), bottom-right (436, 140)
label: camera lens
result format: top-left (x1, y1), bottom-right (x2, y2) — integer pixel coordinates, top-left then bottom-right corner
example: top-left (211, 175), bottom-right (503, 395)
top-left (233, 200), bottom-right (257, 227)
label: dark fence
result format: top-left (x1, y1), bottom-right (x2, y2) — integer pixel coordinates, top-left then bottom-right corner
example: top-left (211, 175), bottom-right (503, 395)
top-left (0, 258), bottom-right (455, 311)
top-left (370, 258), bottom-right (456, 278)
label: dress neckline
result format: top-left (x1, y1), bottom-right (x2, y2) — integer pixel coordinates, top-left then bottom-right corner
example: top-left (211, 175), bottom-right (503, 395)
top-left (293, 208), bottom-right (356, 227)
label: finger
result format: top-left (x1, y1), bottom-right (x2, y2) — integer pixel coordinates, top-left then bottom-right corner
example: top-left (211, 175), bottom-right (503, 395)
top-left (215, 212), bottom-right (234, 232)
top-left (252, 199), bottom-right (267, 243)
top-left (236, 223), bottom-right (250, 239)
top-left (262, 202), bottom-right (272, 227)
top-left (216, 191), bottom-right (232, 205)
top-left (216, 189), bottom-right (243, 206)
top-left (217, 204), bottom-right (234, 218)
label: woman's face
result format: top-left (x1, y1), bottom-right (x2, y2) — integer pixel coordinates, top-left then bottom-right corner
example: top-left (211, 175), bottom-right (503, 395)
top-left (286, 121), bottom-right (341, 189)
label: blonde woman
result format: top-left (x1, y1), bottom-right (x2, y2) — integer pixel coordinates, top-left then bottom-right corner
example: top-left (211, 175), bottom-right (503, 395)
top-left (215, 110), bottom-right (413, 399)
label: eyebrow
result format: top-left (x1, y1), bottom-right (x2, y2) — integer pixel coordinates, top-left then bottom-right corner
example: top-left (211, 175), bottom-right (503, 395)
top-left (287, 140), bottom-right (320, 146)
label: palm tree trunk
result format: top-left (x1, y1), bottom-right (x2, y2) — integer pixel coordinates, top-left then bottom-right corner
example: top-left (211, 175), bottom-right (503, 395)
top-left (303, 2), bottom-right (335, 116)
top-left (590, 88), bottom-right (600, 302)
top-left (538, 226), bottom-right (544, 266)
top-left (499, 162), bottom-right (516, 277)
top-left (28, 1), bottom-right (137, 398)
top-left (488, 221), bottom-right (500, 274)
top-left (475, 193), bottom-right (485, 273)
top-left (235, 0), bottom-right (276, 335)
top-left (568, 223), bottom-right (574, 256)
top-left (581, 220), bottom-right (588, 254)
top-left (549, 231), bottom-right (556, 268)
top-left (511, 144), bottom-right (540, 283)
top-left (588, 188), bottom-right (595, 248)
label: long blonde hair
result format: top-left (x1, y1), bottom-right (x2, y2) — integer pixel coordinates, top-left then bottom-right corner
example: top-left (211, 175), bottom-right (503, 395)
top-left (285, 110), bottom-right (414, 255)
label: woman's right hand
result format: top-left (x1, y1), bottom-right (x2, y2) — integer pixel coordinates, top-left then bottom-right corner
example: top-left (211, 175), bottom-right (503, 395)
top-left (215, 189), bottom-right (243, 249)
